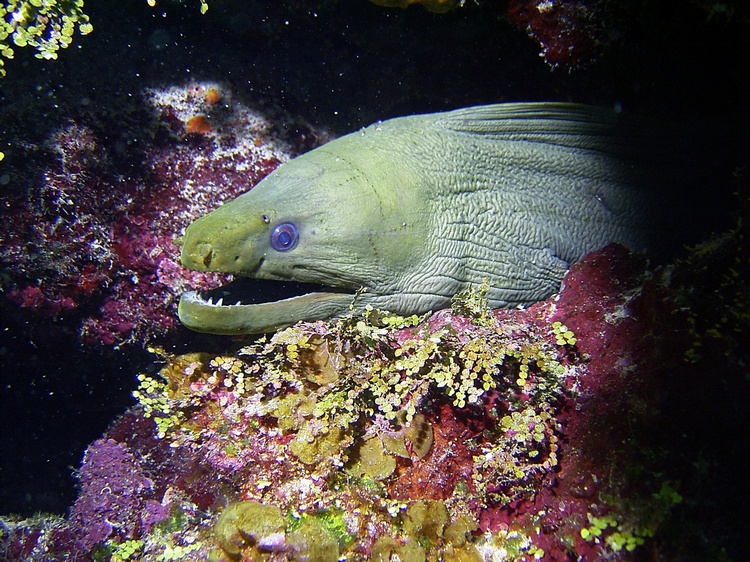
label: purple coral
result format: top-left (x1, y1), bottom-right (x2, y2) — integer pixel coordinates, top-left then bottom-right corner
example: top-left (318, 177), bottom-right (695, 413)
top-left (0, 516), bottom-right (88, 562)
top-left (68, 438), bottom-right (159, 550)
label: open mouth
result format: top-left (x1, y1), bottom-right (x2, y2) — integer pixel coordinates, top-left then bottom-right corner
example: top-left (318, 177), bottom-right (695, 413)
top-left (178, 277), bottom-right (358, 335)
top-left (192, 277), bottom-right (343, 307)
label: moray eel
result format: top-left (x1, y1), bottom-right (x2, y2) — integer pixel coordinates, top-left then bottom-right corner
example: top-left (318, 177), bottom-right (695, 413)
top-left (178, 102), bottom-right (700, 334)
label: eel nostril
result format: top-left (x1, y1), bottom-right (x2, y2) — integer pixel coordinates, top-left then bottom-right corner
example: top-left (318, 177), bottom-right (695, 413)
top-left (197, 243), bottom-right (213, 268)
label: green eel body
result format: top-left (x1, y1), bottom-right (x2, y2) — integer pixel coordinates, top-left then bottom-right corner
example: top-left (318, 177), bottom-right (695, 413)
top-left (178, 102), bottom-right (696, 334)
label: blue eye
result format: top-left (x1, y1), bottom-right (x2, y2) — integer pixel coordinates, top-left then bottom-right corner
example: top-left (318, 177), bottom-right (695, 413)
top-left (270, 222), bottom-right (298, 252)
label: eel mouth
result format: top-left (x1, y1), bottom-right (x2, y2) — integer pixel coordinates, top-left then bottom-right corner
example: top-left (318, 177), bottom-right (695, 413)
top-left (178, 277), bottom-right (357, 335)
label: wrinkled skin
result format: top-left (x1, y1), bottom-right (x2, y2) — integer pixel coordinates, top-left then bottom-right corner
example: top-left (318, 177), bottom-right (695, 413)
top-left (179, 103), bottom-right (698, 334)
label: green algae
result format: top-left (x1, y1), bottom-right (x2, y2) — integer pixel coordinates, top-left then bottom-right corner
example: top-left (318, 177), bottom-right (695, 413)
top-left (287, 517), bottom-right (340, 562)
top-left (133, 286), bottom-right (577, 554)
top-left (346, 436), bottom-right (398, 481)
top-left (0, 0), bottom-right (93, 76)
top-left (213, 501), bottom-right (285, 558)
top-left (213, 500), bottom-right (342, 561)
top-left (371, 501), bottom-right (482, 562)
top-left (290, 423), bottom-right (350, 466)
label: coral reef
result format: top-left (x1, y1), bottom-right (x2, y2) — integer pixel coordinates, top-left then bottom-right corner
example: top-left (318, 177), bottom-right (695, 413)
top-left (0, 514), bottom-right (87, 562)
top-left (369, 0), bottom-right (613, 68)
top-left (505, 0), bottom-right (750, 69)
top-left (0, 81), bottom-right (327, 347)
top-left (7, 230), bottom-right (748, 559)
top-left (1, 0), bottom-right (748, 555)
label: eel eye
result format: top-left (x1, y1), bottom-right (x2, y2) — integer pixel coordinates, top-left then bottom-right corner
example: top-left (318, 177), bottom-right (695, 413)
top-left (270, 222), bottom-right (298, 252)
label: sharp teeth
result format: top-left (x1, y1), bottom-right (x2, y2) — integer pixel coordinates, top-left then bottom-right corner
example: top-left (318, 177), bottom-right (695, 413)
top-left (234, 301), bottom-right (242, 306)
top-left (206, 297), bottom-right (213, 305)
top-left (216, 298), bottom-right (224, 306)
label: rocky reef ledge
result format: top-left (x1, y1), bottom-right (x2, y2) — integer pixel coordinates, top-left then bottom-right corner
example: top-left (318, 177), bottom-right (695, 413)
top-left (2, 218), bottom-right (748, 561)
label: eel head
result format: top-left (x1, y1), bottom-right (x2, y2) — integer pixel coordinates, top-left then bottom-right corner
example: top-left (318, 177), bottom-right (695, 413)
top-left (178, 143), bottom-right (425, 334)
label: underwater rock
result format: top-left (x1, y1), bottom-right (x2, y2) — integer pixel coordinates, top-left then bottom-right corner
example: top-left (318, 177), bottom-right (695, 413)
top-left (507, 0), bottom-right (612, 67)
top-left (0, 82), bottom-right (326, 347)
top-left (3, 222), bottom-right (749, 560)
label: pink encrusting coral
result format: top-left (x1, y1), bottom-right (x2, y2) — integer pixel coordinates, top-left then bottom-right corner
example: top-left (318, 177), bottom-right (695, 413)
top-left (0, 82), bottom-right (326, 347)
top-left (507, 0), bottom-right (612, 68)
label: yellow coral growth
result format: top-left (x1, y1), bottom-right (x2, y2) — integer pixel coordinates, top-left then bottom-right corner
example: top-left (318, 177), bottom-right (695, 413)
top-left (369, 0), bottom-right (460, 15)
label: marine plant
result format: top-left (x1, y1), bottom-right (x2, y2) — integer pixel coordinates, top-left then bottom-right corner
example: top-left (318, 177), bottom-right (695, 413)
top-left (0, 0), bottom-right (210, 77)
top-left (146, 0), bottom-right (208, 15)
top-left (0, 0), bottom-right (93, 76)
top-left (2, 243), bottom-right (719, 559)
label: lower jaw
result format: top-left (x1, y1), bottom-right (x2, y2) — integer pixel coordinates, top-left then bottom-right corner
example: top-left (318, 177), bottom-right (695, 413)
top-left (178, 288), bottom-right (357, 335)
